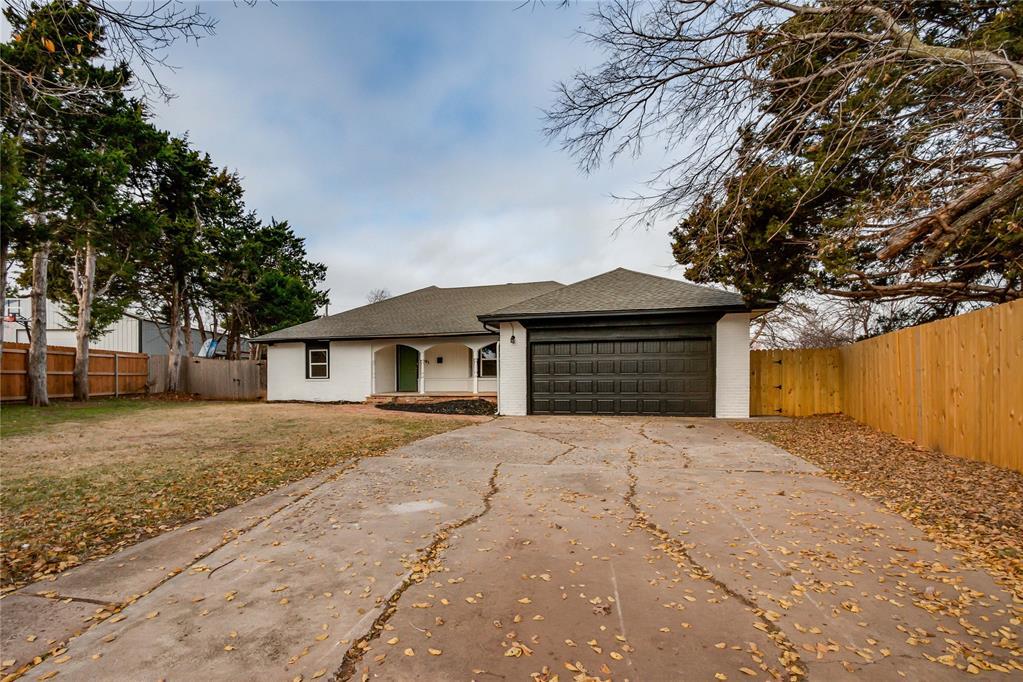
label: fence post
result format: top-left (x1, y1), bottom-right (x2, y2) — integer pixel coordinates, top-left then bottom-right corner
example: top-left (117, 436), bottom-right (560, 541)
top-left (114, 353), bottom-right (119, 398)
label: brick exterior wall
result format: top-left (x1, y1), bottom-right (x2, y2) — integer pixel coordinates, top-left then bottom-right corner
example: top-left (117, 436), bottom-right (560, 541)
top-left (714, 313), bottom-right (751, 418)
top-left (497, 321), bottom-right (528, 416)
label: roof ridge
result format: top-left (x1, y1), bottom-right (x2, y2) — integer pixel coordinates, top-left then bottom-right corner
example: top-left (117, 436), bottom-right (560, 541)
top-left (479, 267), bottom-right (747, 319)
top-left (320, 285), bottom-right (439, 319)
top-left (611, 267), bottom-right (741, 296)
top-left (436, 280), bottom-right (561, 291)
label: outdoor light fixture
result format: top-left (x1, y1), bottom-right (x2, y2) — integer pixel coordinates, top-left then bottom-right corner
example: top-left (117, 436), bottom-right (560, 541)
top-left (510, 334), bottom-right (516, 344)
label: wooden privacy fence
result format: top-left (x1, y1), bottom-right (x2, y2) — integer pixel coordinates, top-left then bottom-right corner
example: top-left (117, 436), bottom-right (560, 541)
top-left (149, 355), bottom-right (265, 400)
top-left (750, 299), bottom-right (1023, 473)
top-left (0, 342), bottom-right (148, 402)
top-left (750, 347), bottom-right (843, 417)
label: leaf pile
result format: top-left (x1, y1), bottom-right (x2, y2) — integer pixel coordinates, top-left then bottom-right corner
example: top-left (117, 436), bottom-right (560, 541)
top-left (1, 401), bottom-right (471, 590)
top-left (734, 415), bottom-right (1023, 598)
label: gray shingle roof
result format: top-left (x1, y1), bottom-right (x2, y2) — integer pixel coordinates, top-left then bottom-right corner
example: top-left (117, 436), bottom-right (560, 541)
top-left (479, 268), bottom-right (746, 319)
top-left (252, 281), bottom-right (563, 342)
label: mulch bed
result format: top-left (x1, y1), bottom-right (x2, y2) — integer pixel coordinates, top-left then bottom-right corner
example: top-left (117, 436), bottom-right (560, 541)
top-left (733, 414), bottom-right (1023, 598)
top-left (375, 399), bottom-right (497, 416)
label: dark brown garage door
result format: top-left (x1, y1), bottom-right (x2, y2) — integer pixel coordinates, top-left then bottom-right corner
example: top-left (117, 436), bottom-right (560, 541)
top-left (529, 339), bottom-right (713, 416)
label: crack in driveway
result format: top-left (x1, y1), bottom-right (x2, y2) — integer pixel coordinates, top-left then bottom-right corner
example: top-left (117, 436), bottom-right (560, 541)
top-left (496, 425), bottom-right (578, 464)
top-left (622, 423), bottom-right (808, 681)
top-left (334, 463), bottom-right (502, 681)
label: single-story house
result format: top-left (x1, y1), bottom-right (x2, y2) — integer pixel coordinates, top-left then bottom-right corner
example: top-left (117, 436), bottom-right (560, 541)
top-left (252, 268), bottom-right (772, 417)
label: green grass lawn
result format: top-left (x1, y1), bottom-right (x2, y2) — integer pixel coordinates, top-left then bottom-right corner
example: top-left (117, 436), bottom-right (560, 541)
top-left (1, 397), bottom-right (192, 438)
top-left (1, 400), bottom-right (473, 589)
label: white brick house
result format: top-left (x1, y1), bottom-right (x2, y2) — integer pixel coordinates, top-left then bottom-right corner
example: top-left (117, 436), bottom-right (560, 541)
top-left (253, 268), bottom-right (773, 417)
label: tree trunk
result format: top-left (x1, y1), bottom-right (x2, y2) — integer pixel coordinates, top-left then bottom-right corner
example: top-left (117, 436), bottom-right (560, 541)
top-left (26, 244), bottom-right (50, 406)
top-left (72, 243), bottom-right (97, 401)
top-left (181, 289), bottom-right (193, 359)
top-left (166, 284), bottom-right (182, 393)
top-left (0, 238), bottom-right (7, 360)
top-left (192, 299), bottom-right (207, 346)
top-left (228, 315), bottom-right (240, 360)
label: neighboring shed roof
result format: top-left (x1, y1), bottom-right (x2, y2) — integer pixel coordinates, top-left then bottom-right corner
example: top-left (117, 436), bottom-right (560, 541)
top-left (251, 281), bottom-right (563, 342)
top-left (479, 268), bottom-right (748, 320)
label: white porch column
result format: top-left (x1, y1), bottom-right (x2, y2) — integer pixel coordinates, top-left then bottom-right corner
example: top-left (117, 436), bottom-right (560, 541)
top-left (418, 352), bottom-right (426, 394)
top-left (369, 345), bottom-right (376, 395)
top-left (471, 347), bottom-right (479, 394)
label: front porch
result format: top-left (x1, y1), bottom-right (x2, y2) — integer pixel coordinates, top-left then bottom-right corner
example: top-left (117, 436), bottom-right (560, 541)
top-left (367, 391), bottom-right (497, 405)
top-left (370, 337), bottom-right (498, 399)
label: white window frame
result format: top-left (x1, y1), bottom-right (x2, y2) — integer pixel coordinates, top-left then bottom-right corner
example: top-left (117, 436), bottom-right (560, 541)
top-left (478, 343), bottom-right (498, 378)
top-left (306, 343), bottom-right (330, 380)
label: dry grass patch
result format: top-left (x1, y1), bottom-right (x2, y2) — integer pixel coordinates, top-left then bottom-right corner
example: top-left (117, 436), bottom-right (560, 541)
top-left (1, 399), bottom-right (474, 589)
top-left (734, 414), bottom-right (1023, 598)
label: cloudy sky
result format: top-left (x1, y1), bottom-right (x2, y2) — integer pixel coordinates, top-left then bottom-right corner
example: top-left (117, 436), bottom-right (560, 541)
top-left (150, 1), bottom-right (680, 312)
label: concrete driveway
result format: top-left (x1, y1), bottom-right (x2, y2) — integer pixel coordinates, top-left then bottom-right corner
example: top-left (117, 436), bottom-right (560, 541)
top-left (10, 417), bottom-right (1021, 681)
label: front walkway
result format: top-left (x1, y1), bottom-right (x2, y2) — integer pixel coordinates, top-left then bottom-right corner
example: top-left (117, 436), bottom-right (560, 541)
top-left (9, 418), bottom-right (1021, 680)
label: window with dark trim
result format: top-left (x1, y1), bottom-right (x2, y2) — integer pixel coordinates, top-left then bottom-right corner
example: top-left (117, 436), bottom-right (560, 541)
top-left (306, 341), bottom-right (330, 379)
top-left (478, 343), bottom-right (497, 378)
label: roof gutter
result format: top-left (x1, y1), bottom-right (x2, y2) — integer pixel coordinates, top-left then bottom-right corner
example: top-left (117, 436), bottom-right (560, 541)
top-left (251, 329), bottom-right (497, 345)
top-left (477, 303), bottom-right (770, 324)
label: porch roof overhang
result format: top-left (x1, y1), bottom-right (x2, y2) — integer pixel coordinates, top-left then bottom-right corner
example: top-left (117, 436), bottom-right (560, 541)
top-left (257, 330), bottom-right (496, 345)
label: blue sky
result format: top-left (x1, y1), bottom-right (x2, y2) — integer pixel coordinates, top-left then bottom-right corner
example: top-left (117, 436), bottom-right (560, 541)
top-left (150, 1), bottom-right (679, 312)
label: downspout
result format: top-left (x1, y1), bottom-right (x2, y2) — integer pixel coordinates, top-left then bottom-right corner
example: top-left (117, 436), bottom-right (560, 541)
top-left (481, 321), bottom-right (501, 415)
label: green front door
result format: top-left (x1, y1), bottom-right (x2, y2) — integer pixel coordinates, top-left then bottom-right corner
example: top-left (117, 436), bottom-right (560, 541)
top-left (396, 345), bottom-right (419, 392)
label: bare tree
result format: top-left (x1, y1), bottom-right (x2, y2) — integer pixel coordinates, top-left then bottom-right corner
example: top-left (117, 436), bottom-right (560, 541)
top-left (547, 0), bottom-right (1022, 304)
top-left (367, 288), bottom-right (391, 304)
top-left (750, 295), bottom-right (974, 349)
top-left (751, 298), bottom-right (869, 349)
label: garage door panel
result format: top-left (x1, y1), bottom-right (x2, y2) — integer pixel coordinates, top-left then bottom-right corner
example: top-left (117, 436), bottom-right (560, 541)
top-left (664, 399), bottom-right (686, 413)
top-left (620, 359), bottom-right (639, 373)
top-left (575, 360), bottom-right (594, 373)
top-left (683, 377), bottom-right (711, 392)
top-left (684, 357), bottom-right (710, 372)
top-left (641, 379), bottom-right (661, 393)
top-left (640, 399), bottom-right (662, 413)
top-left (686, 339), bottom-right (711, 353)
top-left (620, 399), bottom-right (639, 413)
top-left (530, 337), bottom-right (713, 416)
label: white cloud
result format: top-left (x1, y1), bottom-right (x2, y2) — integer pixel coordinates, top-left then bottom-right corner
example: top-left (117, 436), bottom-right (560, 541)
top-left (148, 2), bottom-right (684, 311)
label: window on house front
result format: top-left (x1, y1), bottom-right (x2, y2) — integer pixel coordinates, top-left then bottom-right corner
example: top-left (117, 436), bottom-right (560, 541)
top-left (478, 343), bottom-right (497, 378)
top-left (306, 342), bottom-right (329, 379)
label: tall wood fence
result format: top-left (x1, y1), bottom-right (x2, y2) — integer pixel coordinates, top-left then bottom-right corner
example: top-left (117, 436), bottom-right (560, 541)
top-left (0, 342), bottom-right (148, 401)
top-left (750, 299), bottom-right (1023, 472)
top-left (750, 347), bottom-right (843, 417)
top-left (149, 355), bottom-right (265, 400)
